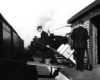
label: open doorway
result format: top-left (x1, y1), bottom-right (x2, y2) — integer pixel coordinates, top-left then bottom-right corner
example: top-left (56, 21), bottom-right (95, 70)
top-left (90, 14), bottom-right (99, 64)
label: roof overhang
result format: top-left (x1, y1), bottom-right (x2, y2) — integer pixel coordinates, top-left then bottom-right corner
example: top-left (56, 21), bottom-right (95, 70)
top-left (67, 0), bottom-right (100, 24)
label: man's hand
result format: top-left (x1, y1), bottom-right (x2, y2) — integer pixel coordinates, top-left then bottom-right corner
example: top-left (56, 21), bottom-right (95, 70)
top-left (46, 45), bottom-right (50, 48)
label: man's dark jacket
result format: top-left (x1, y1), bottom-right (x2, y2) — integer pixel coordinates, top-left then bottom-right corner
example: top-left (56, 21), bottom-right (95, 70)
top-left (40, 31), bottom-right (49, 49)
top-left (71, 26), bottom-right (89, 49)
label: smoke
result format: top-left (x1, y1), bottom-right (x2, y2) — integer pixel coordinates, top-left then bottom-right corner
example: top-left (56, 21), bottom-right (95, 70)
top-left (0, 0), bottom-right (95, 47)
top-left (35, 8), bottom-right (57, 34)
top-left (37, 15), bottom-right (51, 29)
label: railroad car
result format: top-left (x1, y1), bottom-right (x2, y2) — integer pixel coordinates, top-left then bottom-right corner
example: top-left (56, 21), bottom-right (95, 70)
top-left (0, 13), bottom-right (24, 59)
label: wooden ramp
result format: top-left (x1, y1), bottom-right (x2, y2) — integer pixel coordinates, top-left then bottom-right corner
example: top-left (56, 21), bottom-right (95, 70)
top-left (0, 59), bottom-right (65, 68)
top-left (27, 61), bottom-right (65, 68)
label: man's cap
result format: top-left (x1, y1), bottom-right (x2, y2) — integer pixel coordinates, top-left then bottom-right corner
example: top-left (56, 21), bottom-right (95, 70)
top-left (37, 26), bottom-right (42, 30)
top-left (66, 33), bottom-right (71, 35)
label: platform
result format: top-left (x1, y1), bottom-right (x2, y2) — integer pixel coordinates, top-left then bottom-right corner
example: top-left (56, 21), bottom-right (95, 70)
top-left (33, 57), bottom-right (100, 80)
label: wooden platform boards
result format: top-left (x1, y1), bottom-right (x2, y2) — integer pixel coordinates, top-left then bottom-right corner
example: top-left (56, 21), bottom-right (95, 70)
top-left (27, 61), bottom-right (65, 68)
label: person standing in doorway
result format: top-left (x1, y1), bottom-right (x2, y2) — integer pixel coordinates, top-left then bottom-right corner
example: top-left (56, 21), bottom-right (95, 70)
top-left (71, 21), bottom-right (89, 72)
top-left (37, 26), bottom-right (58, 65)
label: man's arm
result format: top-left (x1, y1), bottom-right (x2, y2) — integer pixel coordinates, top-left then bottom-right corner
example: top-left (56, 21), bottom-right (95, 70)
top-left (85, 29), bottom-right (90, 40)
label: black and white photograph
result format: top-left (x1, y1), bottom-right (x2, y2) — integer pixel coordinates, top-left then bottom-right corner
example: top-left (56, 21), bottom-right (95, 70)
top-left (0, 0), bottom-right (99, 80)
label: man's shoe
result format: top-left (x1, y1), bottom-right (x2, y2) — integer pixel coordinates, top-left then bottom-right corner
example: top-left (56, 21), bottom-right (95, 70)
top-left (52, 62), bottom-right (59, 65)
top-left (77, 70), bottom-right (79, 72)
top-left (50, 60), bottom-right (58, 65)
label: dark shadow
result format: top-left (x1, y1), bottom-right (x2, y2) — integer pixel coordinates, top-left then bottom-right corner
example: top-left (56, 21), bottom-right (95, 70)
top-left (90, 15), bottom-right (99, 64)
top-left (0, 51), bottom-right (38, 80)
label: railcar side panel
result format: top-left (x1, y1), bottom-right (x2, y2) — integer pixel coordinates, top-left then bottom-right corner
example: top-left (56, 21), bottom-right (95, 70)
top-left (3, 22), bottom-right (12, 59)
top-left (0, 21), bottom-right (3, 58)
top-left (0, 14), bottom-right (24, 59)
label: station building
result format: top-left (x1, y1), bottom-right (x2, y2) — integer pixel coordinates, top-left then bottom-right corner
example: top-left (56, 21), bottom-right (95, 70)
top-left (67, 0), bottom-right (99, 66)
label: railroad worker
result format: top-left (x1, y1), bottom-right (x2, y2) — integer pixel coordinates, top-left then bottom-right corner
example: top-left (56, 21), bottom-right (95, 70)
top-left (71, 21), bottom-right (89, 72)
top-left (65, 33), bottom-right (72, 44)
top-left (37, 26), bottom-right (58, 65)
top-left (65, 33), bottom-right (75, 67)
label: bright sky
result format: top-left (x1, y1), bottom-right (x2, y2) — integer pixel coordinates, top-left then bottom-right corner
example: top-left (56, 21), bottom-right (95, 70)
top-left (0, 0), bottom-right (95, 47)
